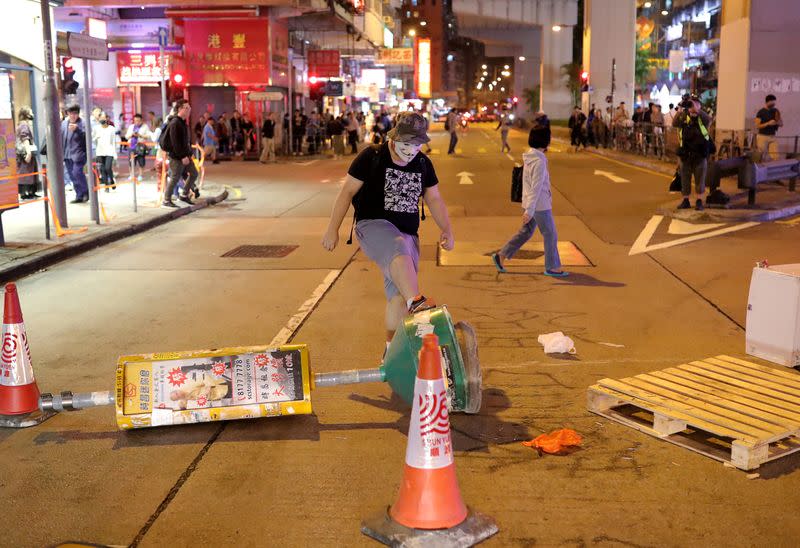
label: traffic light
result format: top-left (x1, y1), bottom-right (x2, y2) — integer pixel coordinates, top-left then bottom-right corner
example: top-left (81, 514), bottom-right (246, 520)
top-left (580, 70), bottom-right (589, 92)
top-left (62, 57), bottom-right (79, 95)
top-left (309, 78), bottom-right (325, 101)
top-left (168, 72), bottom-right (185, 102)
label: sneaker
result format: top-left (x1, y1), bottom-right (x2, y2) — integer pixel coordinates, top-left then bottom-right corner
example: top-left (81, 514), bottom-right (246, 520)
top-left (491, 252), bottom-right (507, 273)
top-left (178, 194), bottom-right (194, 205)
top-left (544, 269), bottom-right (569, 278)
top-left (162, 200), bottom-right (179, 208)
top-left (695, 199), bottom-right (704, 211)
top-left (408, 295), bottom-right (436, 314)
top-left (677, 198), bottom-right (691, 209)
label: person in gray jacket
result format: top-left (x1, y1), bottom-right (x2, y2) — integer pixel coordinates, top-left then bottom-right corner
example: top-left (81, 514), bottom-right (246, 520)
top-left (492, 127), bottom-right (568, 277)
top-left (60, 104), bottom-right (88, 203)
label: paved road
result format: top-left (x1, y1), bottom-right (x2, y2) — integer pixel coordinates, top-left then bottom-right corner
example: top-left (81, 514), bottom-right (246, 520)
top-left (2, 123), bottom-right (800, 547)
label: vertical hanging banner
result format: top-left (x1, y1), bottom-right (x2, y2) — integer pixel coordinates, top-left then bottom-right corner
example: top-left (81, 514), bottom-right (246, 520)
top-left (183, 18), bottom-right (269, 85)
top-left (308, 50), bottom-right (341, 78)
top-left (270, 17), bottom-right (289, 88)
top-left (416, 38), bottom-right (431, 99)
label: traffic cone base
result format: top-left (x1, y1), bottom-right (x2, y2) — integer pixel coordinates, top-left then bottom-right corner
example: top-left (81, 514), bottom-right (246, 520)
top-left (390, 464), bottom-right (467, 529)
top-left (362, 507), bottom-right (498, 548)
top-left (0, 383), bottom-right (40, 415)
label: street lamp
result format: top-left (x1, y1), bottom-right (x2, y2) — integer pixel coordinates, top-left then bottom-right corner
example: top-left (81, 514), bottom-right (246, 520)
top-left (661, 9), bottom-right (669, 15)
top-left (518, 56), bottom-right (526, 61)
top-left (503, 64), bottom-right (510, 69)
top-left (481, 64), bottom-right (487, 69)
top-left (644, 1), bottom-right (652, 7)
top-left (482, 71), bottom-right (488, 76)
top-left (408, 29), bottom-right (416, 37)
top-left (552, 25), bottom-right (562, 32)
top-left (420, 21), bottom-right (427, 26)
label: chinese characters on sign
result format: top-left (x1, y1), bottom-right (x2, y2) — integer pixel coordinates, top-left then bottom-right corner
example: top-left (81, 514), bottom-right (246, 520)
top-left (377, 48), bottom-right (413, 66)
top-left (184, 18), bottom-right (269, 85)
top-left (117, 52), bottom-right (170, 84)
top-left (308, 50), bottom-right (341, 78)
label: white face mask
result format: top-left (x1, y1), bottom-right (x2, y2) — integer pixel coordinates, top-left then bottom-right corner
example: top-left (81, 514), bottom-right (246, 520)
top-left (392, 141), bottom-right (421, 163)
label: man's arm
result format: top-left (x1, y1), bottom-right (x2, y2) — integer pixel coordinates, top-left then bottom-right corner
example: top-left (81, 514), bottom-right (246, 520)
top-left (423, 184), bottom-right (454, 250)
top-left (322, 175), bottom-right (364, 251)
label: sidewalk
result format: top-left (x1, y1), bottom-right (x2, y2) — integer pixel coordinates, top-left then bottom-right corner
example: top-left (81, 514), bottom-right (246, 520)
top-left (550, 126), bottom-right (800, 222)
top-left (0, 173), bottom-right (228, 284)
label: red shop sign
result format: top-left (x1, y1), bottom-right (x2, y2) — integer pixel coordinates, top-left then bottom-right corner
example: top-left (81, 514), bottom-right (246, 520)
top-left (308, 50), bottom-right (340, 79)
top-left (117, 51), bottom-right (170, 84)
top-left (183, 18), bottom-right (269, 86)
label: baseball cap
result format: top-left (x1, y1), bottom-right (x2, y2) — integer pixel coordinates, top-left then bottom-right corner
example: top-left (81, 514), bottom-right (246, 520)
top-left (387, 111), bottom-right (430, 144)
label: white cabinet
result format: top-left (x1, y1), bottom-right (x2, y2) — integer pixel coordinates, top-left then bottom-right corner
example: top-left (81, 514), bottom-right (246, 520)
top-left (746, 264), bottom-right (800, 367)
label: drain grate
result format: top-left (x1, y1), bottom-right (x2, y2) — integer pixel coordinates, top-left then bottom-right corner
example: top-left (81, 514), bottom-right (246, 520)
top-left (221, 245), bottom-right (299, 258)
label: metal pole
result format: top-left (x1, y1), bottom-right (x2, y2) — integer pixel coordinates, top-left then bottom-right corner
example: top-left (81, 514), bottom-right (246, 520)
top-left (40, 1), bottom-right (68, 228)
top-left (81, 58), bottom-right (99, 224)
top-left (611, 57), bottom-right (616, 107)
top-left (159, 44), bottom-right (168, 121)
top-left (288, 49), bottom-right (293, 156)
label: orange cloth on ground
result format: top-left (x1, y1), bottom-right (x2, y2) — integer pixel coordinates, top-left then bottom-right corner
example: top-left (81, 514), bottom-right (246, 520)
top-left (522, 428), bottom-right (582, 454)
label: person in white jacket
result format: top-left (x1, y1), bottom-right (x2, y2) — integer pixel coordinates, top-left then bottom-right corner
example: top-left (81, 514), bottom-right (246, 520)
top-left (93, 112), bottom-right (119, 192)
top-left (491, 127), bottom-right (568, 277)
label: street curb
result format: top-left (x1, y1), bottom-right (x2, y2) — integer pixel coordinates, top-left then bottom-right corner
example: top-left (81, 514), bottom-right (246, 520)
top-left (0, 189), bottom-right (229, 284)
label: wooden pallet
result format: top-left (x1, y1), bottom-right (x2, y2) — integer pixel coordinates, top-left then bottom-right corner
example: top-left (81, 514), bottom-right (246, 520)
top-left (587, 355), bottom-right (800, 470)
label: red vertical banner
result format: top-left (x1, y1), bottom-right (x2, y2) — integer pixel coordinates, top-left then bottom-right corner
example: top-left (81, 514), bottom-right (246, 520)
top-left (416, 38), bottom-right (431, 99)
top-left (121, 90), bottom-right (135, 126)
top-left (270, 17), bottom-right (289, 88)
top-left (183, 18), bottom-right (269, 86)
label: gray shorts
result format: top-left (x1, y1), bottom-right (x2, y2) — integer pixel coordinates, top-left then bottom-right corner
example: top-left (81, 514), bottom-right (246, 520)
top-left (355, 219), bottom-right (419, 300)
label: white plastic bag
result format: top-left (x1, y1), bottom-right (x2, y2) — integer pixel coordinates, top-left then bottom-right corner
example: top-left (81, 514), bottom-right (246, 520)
top-left (537, 332), bottom-right (577, 355)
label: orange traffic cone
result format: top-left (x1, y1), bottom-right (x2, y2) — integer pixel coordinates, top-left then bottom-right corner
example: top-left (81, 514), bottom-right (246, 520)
top-left (362, 333), bottom-right (497, 546)
top-left (0, 283), bottom-right (41, 415)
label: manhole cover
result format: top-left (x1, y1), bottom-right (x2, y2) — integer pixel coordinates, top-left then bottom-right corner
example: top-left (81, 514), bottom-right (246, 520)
top-left (221, 245), bottom-right (298, 258)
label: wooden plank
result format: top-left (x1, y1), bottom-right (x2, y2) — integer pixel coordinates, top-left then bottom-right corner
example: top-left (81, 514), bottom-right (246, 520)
top-left (649, 370), bottom-right (800, 424)
top-left (615, 377), bottom-right (789, 436)
top-left (699, 359), bottom-right (800, 398)
top-left (661, 367), bottom-right (800, 413)
top-left (680, 363), bottom-right (800, 406)
top-left (588, 385), bottom-right (758, 442)
top-left (714, 355), bottom-right (800, 386)
top-left (732, 440), bottom-right (769, 470)
top-left (637, 372), bottom-right (800, 429)
top-left (653, 413), bottom-right (687, 436)
top-left (596, 379), bottom-right (773, 439)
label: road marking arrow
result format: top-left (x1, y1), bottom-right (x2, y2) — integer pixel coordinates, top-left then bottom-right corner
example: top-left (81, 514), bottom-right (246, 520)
top-left (457, 171), bottom-right (475, 185)
top-left (629, 215), bottom-right (759, 255)
top-left (594, 170), bottom-right (630, 183)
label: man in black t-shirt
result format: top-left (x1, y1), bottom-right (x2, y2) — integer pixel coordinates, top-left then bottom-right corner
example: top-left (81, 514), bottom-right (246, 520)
top-left (322, 112), bottom-right (454, 349)
top-left (755, 94), bottom-right (783, 162)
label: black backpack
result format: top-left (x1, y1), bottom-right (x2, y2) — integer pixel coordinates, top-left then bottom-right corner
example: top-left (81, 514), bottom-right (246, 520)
top-left (511, 165), bottom-right (523, 202)
top-left (158, 118), bottom-right (175, 154)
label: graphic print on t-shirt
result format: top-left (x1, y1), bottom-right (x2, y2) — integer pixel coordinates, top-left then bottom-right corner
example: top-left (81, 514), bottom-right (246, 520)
top-left (384, 168), bottom-right (422, 213)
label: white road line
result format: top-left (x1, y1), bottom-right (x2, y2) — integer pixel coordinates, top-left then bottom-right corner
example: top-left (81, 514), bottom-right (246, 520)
top-left (269, 269), bottom-right (341, 346)
top-left (321, 179), bottom-right (331, 183)
top-left (505, 152), bottom-right (515, 162)
top-left (293, 160), bottom-right (319, 166)
top-left (629, 215), bottom-right (759, 256)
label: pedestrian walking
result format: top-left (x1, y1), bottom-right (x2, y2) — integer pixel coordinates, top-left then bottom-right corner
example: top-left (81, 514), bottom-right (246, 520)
top-left (241, 114), bottom-right (255, 155)
top-left (230, 110), bottom-right (244, 156)
top-left (15, 107), bottom-right (38, 199)
top-left (306, 112), bottom-right (321, 155)
top-left (591, 109), bottom-right (607, 149)
top-left (755, 94), bottom-right (783, 162)
top-left (496, 112), bottom-right (512, 153)
top-left (446, 108), bottom-right (459, 154)
top-left (93, 112), bottom-right (118, 191)
top-left (260, 112), bottom-right (276, 163)
top-left (322, 111), bottom-right (454, 352)
top-left (568, 106), bottom-right (587, 150)
top-left (346, 112), bottom-right (359, 154)
top-left (160, 99), bottom-right (199, 208)
top-left (492, 125), bottom-right (568, 278)
top-left (60, 104), bottom-right (89, 203)
top-left (673, 98), bottom-right (713, 211)
top-left (218, 113), bottom-right (231, 155)
top-left (327, 114), bottom-right (345, 159)
top-left (202, 116), bottom-right (219, 164)
top-left (125, 113), bottom-right (151, 182)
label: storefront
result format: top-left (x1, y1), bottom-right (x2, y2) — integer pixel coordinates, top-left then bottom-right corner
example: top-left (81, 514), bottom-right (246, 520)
top-left (177, 15), bottom-right (290, 156)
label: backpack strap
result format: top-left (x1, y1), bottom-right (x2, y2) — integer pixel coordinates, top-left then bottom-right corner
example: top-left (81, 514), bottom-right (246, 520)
top-left (346, 145), bottom-right (383, 245)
